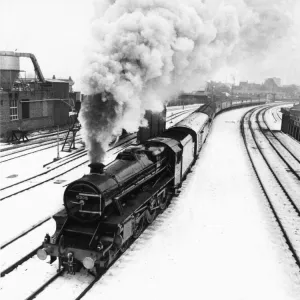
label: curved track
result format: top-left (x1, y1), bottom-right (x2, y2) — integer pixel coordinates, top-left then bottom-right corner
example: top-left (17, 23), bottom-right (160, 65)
top-left (2, 103), bottom-right (269, 298)
top-left (261, 107), bottom-right (300, 178)
top-left (0, 107), bottom-right (199, 279)
top-left (0, 137), bottom-right (136, 277)
top-left (0, 106), bottom-right (199, 201)
top-left (0, 135), bottom-right (135, 201)
top-left (0, 105), bottom-right (198, 164)
top-left (0, 106), bottom-right (201, 299)
top-left (241, 105), bottom-right (300, 272)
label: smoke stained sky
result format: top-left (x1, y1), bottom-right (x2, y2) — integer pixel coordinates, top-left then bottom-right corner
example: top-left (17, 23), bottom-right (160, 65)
top-left (76, 0), bottom-right (300, 163)
top-left (1, 0), bottom-right (300, 88)
top-left (2, 0), bottom-right (300, 163)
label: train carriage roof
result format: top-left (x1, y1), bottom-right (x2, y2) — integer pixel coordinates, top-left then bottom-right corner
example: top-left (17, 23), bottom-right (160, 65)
top-left (171, 112), bottom-right (209, 134)
top-left (146, 137), bottom-right (182, 154)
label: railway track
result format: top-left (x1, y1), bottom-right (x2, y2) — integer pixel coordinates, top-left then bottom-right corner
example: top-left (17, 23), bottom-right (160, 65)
top-left (0, 105), bottom-right (200, 297)
top-left (241, 105), bottom-right (300, 273)
top-left (265, 107), bottom-right (300, 161)
top-left (0, 218), bottom-right (53, 277)
top-left (0, 107), bottom-right (199, 201)
top-left (0, 128), bottom-right (70, 153)
top-left (0, 134), bottom-right (136, 201)
top-left (261, 107), bottom-right (300, 176)
top-left (0, 108), bottom-right (195, 275)
top-left (1, 192), bottom-right (166, 299)
top-left (0, 106), bottom-right (197, 165)
top-left (23, 258), bottom-right (104, 300)
top-left (0, 135), bottom-right (83, 164)
top-left (0, 138), bottom-right (138, 278)
top-left (12, 193), bottom-right (171, 300)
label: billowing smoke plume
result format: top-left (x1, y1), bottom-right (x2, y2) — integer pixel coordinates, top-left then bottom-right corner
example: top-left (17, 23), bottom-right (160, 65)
top-left (80, 0), bottom-right (296, 163)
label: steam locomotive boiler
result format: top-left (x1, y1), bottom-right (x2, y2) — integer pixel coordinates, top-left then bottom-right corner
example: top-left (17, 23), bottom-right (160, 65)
top-left (37, 106), bottom-right (213, 275)
top-left (37, 144), bottom-right (175, 274)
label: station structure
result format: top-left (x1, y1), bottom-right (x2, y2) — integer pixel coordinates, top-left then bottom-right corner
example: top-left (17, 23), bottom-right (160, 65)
top-left (0, 51), bottom-right (80, 139)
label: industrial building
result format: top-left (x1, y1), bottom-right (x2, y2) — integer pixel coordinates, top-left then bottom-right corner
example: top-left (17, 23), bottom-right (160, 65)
top-left (281, 103), bottom-right (300, 141)
top-left (168, 91), bottom-right (208, 106)
top-left (0, 51), bottom-right (80, 139)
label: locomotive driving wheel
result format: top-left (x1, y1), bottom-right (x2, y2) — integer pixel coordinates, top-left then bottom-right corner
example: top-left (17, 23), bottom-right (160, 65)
top-left (145, 208), bottom-right (156, 224)
top-left (145, 197), bottom-right (158, 224)
top-left (119, 239), bottom-right (130, 253)
top-left (158, 191), bottom-right (169, 211)
top-left (133, 216), bottom-right (144, 238)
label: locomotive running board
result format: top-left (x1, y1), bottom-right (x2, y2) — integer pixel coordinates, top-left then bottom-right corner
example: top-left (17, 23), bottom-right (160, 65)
top-left (101, 174), bottom-right (174, 228)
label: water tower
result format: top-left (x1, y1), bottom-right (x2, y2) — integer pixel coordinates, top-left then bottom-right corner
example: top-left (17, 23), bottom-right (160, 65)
top-left (0, 51), bottom-right (20, 91)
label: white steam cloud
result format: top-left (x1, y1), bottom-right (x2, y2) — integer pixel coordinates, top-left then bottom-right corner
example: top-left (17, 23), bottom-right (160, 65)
top-left (80, 0), bottom-right (296, 163)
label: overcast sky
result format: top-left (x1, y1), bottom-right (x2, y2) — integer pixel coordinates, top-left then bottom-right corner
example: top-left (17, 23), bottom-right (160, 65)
top-left (1, 0), bottom-right (300, 90)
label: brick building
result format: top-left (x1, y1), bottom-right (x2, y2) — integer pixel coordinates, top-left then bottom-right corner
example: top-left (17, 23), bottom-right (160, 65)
top-left (0, 80), bottom-right (74, 137)
top-left (0, 51), bottom-right (76, 138)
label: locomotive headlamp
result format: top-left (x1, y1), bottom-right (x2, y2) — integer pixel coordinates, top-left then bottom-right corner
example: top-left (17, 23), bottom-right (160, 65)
top-left (37, 248), bottom-right (48, 260)
top-left (82, 257), bottom-right (95, 269)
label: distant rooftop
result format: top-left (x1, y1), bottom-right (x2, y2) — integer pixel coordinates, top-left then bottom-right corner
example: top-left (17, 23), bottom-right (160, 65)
top-left (47, 75), bottom-right (74, 85)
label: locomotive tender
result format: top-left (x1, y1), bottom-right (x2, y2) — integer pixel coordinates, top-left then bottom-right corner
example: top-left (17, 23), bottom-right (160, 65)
top-left (37, 98), bottom-right (264, 274)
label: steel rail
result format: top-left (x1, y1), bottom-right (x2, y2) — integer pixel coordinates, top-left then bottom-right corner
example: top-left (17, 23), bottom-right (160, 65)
top-left (262, 107), bottom-right (300, 165)
top-left (240, 107), bottom-right (300, 270)
top-left (25, 269), bottom-right (65, 300)
top-left (0, 217), bottom-right (51, 249)
top-left (0, 107), bottom-right (192, 164)
top-left (0, 135), bottom-right (137, 201)
top-left (0, 136), bottom-right (82, 163)
top-left (0, 245), bottom-right (42, 277)
top-left (252, 106), bottom-right (300, 215)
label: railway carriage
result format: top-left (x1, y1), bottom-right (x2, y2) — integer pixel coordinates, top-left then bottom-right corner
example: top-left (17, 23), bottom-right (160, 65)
top-left (37, 97), bottom-right (266, 275)
top-left (38, 106), bottom-right (212, 274)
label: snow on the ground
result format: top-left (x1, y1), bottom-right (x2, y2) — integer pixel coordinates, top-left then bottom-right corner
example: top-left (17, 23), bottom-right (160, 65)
top-left (81, 106), bottom-right (300, 300)
top-left (265, 104), bottom-right (291, 131)
top-left (0, 105), bottom-right (197, 245)
top-left (0, 256), bottom-right (59, 299)
top-left (0, 148), bottom-right (117, 245)
top-left (0, 145), bottom-right (84, 189)
top-left (1, 104), bottom-right (299, 300)
top-left (0, 105), bottom-right (197, 189)
top-left (264, 104), bottom-right (300, 161)
top-left (0, 219), bottom-right (56, 272)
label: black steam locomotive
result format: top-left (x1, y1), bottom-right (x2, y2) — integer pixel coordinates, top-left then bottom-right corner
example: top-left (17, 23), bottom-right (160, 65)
top-left (37, 104), bottom-right (213, 275)
top-left (37, 98), bottom-right (265, 274)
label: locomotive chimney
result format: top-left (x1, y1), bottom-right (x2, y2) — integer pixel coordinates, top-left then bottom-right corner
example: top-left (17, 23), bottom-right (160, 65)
top-left (88, 163), bottom-right (105, 174)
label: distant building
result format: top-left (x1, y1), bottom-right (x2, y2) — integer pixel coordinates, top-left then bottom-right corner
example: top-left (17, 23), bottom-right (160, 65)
top-left (232, 78), bottom-right (293, 100)
top-left (263, 78), bottom-right (281, 91)
top-left (168, 89), bottom-right (208, 106)
top-left (272, 77), bottom-right (281, 87)
top-left (0, 51), bottom-right (76, 138)
top-left (234, 81), bottom-right (265, 97)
